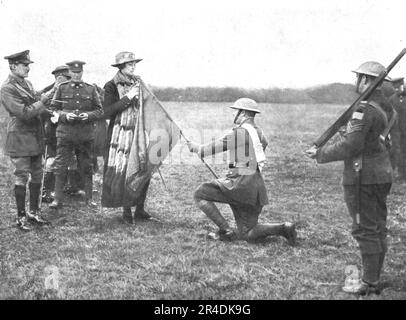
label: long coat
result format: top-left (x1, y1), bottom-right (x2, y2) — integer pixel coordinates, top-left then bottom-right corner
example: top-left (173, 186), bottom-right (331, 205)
top-left (0, 74), bottom-right (45, 157)
top-left (101, 79), bottom-right (138, 207)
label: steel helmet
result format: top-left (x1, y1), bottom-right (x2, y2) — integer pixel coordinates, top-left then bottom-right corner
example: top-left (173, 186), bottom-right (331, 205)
top-left (352, 61), bottom-right (391, 80)
top-left (229, 98), bottom-right (261, 113)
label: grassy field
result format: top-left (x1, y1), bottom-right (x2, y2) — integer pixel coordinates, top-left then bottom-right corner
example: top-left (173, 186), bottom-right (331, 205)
top-left (0, 102), bottom-right (405, 300)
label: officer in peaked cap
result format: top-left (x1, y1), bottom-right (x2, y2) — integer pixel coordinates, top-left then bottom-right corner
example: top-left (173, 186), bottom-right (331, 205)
top-left (187, 98), bottom-right (296, 245)
top-left (4, 50), bottom-right (34, 65)
top-left (1, 50), bottom-right (50, 230)
top-left (66, 60), bottom-right (86, 73)
top-left (49, 59), bottom-right (103, 209)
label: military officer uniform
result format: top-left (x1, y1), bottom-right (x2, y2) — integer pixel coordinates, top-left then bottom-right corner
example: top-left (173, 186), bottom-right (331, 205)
top-left (312, 61), bottom-right (394, 295)
top-left (0, 50), bottom-right (50, 230)
top-left (189, 98), bottom-right (296, 244)
top-left (50, 60), bottom-right (103, 208)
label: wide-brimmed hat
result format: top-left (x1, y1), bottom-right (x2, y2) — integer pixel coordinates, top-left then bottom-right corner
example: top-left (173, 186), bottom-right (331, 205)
top-left (4, 50), bottom-right (34, 64)
top-left (112, 51), bottom-right (142, 67)
top-left (229, 98), bottom-right (261, 113)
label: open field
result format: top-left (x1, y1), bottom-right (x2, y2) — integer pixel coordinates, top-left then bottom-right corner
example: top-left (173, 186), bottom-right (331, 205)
top-left (0, 102), bottom-right (405, 300)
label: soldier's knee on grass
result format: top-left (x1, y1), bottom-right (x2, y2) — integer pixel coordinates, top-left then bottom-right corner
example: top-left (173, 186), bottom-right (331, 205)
top-left (193, 187), bottom-right (204, 203)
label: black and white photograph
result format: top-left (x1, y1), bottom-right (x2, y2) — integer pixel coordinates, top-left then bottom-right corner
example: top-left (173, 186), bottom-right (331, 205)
top-left (0, 0), bottom-right (405, 304)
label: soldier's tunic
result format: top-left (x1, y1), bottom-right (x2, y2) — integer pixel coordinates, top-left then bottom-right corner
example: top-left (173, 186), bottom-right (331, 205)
top-left (316, 90), bottom-right (393, 255)
top-left (51, 80), bottom-right (102, 177)
top-left (0, 73), bottom-right (45, 185)
top-left (389, 91), bottom-right (406, 178)
top-left (194, 118), bottom-right (269, 237)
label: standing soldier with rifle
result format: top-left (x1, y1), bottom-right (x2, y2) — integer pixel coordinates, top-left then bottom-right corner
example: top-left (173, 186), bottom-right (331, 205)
top-left (0, 50), bottom-right (51, 231)
top-left (306, 58), bottom-right (402, 295)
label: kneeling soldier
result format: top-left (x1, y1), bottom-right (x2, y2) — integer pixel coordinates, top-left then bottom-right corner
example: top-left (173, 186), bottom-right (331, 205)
top-left (187, 98), bottom-right (296, 245)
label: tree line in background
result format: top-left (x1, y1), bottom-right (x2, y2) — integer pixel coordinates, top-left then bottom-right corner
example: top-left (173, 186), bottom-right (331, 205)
top-left (151, 83), bottom-right (359, 104)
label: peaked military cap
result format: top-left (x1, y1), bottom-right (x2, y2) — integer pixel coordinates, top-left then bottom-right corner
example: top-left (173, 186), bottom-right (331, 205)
top-left (66, 60), bottom-right (86, 72)
top-left (4, 50), bottom-right (34, 64)
top-left (112, 51), bottom-right (142, 67)
top-left (51, 65), bottom-right (70, 75)
top-left (229, 98), bottom-right (261, 113)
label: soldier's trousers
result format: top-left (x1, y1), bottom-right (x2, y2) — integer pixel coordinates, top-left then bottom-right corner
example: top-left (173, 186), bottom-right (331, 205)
top-left (53, 138), bottom-right (94, 199)
top-left (343, 183), bottom-right (391, 255)
top-left (194, 182), bottom-right (262, 239)
top-left (10, 155), bottom-right (43, 185)
top-left (53, 138), bottom-right (94, 176)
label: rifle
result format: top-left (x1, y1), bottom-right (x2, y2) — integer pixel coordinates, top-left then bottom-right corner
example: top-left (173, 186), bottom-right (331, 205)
top-left (313, 48), bottom-right (406, 149)
top-left (38, 144), bottom-right (48, 211)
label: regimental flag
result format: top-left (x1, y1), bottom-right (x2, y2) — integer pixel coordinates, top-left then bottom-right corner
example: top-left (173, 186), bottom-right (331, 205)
top-left (125, 80), bottom-right (181, 198)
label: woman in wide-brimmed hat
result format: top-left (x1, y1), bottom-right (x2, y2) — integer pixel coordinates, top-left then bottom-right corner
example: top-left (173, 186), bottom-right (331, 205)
top-left (101, 51), bottom-right (152, 224)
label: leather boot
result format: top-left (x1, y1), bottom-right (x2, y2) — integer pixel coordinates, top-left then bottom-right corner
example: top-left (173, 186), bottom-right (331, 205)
top-left (65, 169), bottom-right (81, 195)
top-left (196, 199), bottom-right (230, 231)
top-left (50, 173), bottom-right (66, 209)
top-left (84, 174), bottom-right (97, 207)
top-left (282, 222), bottom-right (297, 246)
top-left (122, 207), bottom-right (133, 224)
top-left (134, 180), bottom-right (152, 220)
top-left (14, 185), bottom-right (30, 231)
top-left (27, 182), bottom-right (47, 224)
top-left (377, 252), bottom-right (386, 279)
top-left (247, 223), bottom-right (284, 240)
top-left (247, 222), bottom-right (296, 245)
top-left (377, 239), bottom-right (388, 279)
top-left (134, 205), bottom-right (152, 220)
top-left (361, 253), bottom-right (381, 294)
top-left (42, 172), bottom-right (55, 203)
top-left (342, 279), bottom-right (380, 295)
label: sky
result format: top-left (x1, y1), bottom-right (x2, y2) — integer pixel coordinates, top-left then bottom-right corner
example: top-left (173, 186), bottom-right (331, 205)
top-left (0, 0), bottom-right (405, 90)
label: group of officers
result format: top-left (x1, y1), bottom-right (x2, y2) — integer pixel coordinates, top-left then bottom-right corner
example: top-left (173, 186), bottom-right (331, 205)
top-left (1, 49), bottom-right (405, 297)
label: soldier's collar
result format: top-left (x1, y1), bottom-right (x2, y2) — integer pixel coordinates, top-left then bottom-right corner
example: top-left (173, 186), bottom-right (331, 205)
top-left (9, 72), bottom-right (26, 85)
top-left (70, 80), bottom-right (84, 87)
top-left (239, 117), bottom-right (255, 126)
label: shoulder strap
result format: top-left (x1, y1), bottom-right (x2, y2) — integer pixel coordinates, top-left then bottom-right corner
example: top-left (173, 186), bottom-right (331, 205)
top-left (365, 101), bottom-right (397, 141)
top-left (12, 82), bottom-right (36, 100)
top-left (364, 101), bottom-right (388, 126)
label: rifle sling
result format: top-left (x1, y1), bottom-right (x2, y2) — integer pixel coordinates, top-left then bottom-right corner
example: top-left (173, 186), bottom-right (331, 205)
top-left (365, 101), bottom-right (397, 140)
